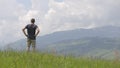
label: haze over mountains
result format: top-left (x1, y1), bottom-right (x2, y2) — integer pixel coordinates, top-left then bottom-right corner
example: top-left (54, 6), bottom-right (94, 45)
top-left (4, 26), bottom-right (120, 59)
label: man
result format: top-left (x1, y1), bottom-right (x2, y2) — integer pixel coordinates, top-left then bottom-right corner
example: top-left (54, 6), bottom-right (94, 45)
top-left (22, 18), bottom-right (40, 52)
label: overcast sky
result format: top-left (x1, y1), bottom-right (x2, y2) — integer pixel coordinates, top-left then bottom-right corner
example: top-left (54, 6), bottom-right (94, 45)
top-left (0, 0), bottom-right (120, 44)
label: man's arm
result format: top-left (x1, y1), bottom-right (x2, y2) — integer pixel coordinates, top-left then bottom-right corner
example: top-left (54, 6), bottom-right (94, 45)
top-left (22, 27), bottom-right (28, 37)
top-left (35, 27), bottom-right (40, 37)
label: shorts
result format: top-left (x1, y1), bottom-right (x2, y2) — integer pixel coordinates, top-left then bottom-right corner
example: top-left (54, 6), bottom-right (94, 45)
top-left (27, 38), bottom-right (36, 47)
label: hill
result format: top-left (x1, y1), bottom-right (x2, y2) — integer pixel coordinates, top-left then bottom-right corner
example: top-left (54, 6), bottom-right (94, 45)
top-left (4, 26), bottom-right (120, 59)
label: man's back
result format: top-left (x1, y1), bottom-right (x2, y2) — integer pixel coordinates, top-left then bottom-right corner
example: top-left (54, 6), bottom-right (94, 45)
top-left (26, 24), bottom-right (38, 40)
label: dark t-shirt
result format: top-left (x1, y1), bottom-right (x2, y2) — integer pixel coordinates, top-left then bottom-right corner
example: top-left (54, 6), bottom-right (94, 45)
top-left (25, 24), bottom-right (38, 40)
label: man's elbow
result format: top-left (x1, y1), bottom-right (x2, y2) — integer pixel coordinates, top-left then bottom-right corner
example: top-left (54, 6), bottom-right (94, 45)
top-left (37, 28), bottom-right (40, 33)
top-left (38, 29), bottom-right (40, 33)
top-left (37, 30), bottom-right (40, 34)
top-left (22, 28), bottom-right (25, 32)
top-left (22, 29), bottom-right (24, 31)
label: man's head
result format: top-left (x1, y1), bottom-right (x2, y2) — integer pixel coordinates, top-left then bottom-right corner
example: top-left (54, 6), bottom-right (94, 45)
top-left (31, 18), bottom-right (35, 23)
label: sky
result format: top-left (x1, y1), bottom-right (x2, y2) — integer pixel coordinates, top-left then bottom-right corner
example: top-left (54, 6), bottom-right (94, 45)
top-left (0, 0), bottom-right (120, 45)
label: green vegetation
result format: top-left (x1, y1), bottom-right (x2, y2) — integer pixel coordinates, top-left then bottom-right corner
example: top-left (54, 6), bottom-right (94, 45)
top-left (0, 51), bottom-right (120, 68)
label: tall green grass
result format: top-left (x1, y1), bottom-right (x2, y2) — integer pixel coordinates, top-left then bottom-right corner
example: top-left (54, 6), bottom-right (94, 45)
top-left (0, 51), bottom-right (120, 68)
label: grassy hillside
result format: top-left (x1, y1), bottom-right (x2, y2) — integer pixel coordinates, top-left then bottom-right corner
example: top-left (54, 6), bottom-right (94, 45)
top-left (45, 38), bottom-right (120, 59)
top-left (0, 51), bottom-right (120, 68)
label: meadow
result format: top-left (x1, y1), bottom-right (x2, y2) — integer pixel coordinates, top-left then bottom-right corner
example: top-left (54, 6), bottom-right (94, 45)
top-left (0, 51), bottom-right (120, 68)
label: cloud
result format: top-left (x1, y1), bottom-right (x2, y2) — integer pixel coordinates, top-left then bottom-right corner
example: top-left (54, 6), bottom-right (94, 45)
top-left (44, 0), bottom-right (120, 29)
top-left (43, 0), bottom-right (103, 31)
top-left (0, 0), bottom-right (120, 44)
top-left (0, 0), bottom-right (27, 44)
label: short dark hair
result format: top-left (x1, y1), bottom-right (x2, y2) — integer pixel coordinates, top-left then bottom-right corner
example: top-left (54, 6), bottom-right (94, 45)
top-left (31, 18), bottom-right (35, 23)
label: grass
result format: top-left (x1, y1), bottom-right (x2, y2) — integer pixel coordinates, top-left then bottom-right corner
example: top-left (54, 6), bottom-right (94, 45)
top-left (0, 51), bottom-right (120, 68)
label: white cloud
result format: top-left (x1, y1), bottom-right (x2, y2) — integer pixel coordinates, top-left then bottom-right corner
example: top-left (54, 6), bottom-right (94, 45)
top-left (19, 10), bottom-right (39, 22)
top-left (44, 0), bottom-right (120, 29)
top-left (0, 0), bottom-right (27, 44)
top-left (43, 0), bottom-right (100, 31)
top-left (0, 0), bottom-right (120, 44)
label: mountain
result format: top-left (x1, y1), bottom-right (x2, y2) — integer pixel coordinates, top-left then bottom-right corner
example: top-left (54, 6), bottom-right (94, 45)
top-left (45, 37), bottom-right (120, 59)
top-left (4, 26), bottom-right (120, 59)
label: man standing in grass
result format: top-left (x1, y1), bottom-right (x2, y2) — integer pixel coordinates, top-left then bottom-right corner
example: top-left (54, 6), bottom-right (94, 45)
top-left (22, 18), bottom-right (40, 52)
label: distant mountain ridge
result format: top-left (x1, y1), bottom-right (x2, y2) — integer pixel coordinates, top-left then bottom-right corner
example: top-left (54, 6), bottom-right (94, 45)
top-left (4, 26), bottom-right (120, 59)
